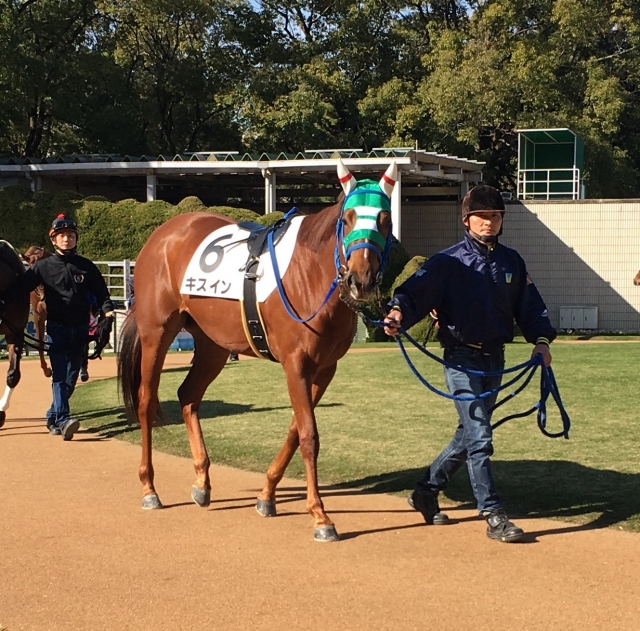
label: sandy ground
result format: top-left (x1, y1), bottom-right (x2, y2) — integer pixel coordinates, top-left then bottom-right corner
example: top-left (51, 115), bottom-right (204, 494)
top-left (1, 354), bottom-right (639, 631)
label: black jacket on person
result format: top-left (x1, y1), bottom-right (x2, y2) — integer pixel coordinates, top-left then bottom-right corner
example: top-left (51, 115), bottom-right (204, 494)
top-left (16, 253), bottom-right (113, 327)
top-left (388, 231), bottom-right (556, 352)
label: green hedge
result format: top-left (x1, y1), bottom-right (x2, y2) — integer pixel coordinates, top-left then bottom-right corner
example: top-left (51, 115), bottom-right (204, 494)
top-left (0, 187), bottom-right (269, 259)
top-left (0, 189), bottom-right (418, 316)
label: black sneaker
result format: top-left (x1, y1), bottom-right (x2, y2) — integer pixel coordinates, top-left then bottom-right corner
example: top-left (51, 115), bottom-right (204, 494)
top-left (60, 418), bottom-right (80, 441)
top-left (48, 425), bottom-right (61, 436)
top-left (483, 509), bottom-right (524, 543)
top-left (408, 491), bottom-right (450, 525)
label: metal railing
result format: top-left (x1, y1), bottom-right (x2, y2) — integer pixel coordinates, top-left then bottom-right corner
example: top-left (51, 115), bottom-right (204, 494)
top-left (517, 167), bottom-right (581, 200)
top-left (94, 260), bottom-right (135, 307)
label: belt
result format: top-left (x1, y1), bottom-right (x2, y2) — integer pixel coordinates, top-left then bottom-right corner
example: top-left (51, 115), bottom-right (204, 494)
top-left (460, 342), bottom-right (505, 355)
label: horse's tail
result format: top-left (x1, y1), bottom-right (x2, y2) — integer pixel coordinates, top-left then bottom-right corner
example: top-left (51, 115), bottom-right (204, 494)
top-left (117, 305), bottom-right (142, 423)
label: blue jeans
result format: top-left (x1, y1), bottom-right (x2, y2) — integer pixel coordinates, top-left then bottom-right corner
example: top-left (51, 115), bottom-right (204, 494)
top-left (46, 321), bottom-right (88, 428)
top-left (416, 346), bottom-right (505, 513)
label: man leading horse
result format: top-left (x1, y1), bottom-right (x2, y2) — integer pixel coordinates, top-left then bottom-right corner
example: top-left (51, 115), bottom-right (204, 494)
top-left (384, 184), bottom-right (555, 543)
top-left (0, 215), bottom-right (114, 440)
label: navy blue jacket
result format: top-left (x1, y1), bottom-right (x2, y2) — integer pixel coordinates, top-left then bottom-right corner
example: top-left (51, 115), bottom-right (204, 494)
top-left (389, 232), bottom-right (556, 351)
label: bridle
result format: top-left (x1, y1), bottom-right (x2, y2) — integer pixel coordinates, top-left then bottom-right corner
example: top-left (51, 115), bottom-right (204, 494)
top-left (268, 187), bottom-right (393, 323)
top-left (336, 187), bottom-right (393, 309)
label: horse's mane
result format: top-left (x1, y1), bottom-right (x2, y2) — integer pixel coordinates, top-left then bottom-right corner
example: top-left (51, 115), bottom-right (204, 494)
top-left (297, 193), bottom-right (344, 254)
top-left (23, 245), bottom-right (52, 262)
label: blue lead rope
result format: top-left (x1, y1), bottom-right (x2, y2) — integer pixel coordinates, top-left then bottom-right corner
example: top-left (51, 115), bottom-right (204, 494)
top-left (368, 319), bottom-right (571, 439)
top-left (267, 208), bottom-right (341, 324)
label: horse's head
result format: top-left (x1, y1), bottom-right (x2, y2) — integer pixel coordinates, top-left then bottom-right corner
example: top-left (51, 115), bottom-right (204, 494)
top-left (22, 246), bottom-right (49, 266)
top-left (336, 159), bottom-right (396, 305)
top-left (634, 270), bottom-right (640, 286)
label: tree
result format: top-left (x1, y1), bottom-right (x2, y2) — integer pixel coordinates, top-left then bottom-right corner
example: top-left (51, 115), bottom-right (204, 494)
top-left (406, 0), bottom-right (640, 194)
top-left (0, 0), bottom-right (109, 157)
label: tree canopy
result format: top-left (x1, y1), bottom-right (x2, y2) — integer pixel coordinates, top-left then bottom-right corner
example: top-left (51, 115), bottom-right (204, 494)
top-left (1, 0), bottom-right (639, 197)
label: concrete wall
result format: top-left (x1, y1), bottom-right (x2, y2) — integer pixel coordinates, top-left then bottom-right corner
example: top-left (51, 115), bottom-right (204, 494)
top-left (401, 200), bottom-right (640, 333)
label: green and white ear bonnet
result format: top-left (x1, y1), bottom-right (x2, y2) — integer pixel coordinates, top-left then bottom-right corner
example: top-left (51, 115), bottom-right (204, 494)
top-left (337, 159), bottom-right (397, 263)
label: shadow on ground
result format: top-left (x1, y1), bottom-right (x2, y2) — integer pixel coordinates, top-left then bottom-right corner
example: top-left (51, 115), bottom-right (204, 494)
top-left (333, 460), bottom-right (640, 532)
top-left (78, 398), bottom-right (343, 439)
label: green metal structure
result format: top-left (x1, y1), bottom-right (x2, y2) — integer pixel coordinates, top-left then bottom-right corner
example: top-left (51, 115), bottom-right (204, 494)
top-left (517, 128), bottom-right (584, 200)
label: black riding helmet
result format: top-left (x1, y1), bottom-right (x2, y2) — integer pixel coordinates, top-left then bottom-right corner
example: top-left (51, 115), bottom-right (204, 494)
top-left (49, 214), bottom-right (78, 255)
top-left (461, 185), bottom-right (505, 242)
top-left (461, 185), bottom-right (505, 219)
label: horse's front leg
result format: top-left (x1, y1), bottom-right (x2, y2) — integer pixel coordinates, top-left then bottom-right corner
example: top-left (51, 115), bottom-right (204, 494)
top-left (257, 363), bottom-right (337, 519)
top-left (280, 360), bottom-right (339, 541)
top-left (0, 339), bottom-right (23, 428)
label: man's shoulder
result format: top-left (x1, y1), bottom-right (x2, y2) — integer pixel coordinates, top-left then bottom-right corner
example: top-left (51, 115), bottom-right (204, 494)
top-left (496, 242), bottom-right (525, 264)
top-left (438, 239), bottom-right (466, 257)
top-left (72, 254), bottom-right (99, 269)
top-left (33, 255), bottom-right (58, 271)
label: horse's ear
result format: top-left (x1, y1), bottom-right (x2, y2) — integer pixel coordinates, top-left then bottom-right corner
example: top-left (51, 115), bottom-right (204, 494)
top-left (379, 161), bottom-right (398, 198)
top-left (337, 158), bottom-right (357, 195)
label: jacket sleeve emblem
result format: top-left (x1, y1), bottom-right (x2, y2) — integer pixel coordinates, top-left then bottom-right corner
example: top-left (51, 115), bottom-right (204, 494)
top-left (505, 272), bottom-right (512, 283)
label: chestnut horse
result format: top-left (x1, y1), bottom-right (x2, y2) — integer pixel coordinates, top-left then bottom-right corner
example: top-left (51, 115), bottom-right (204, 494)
top-left (634, 270), bottom-right (640, 286)
top-left (22, 246), bottom-right (53, 377)
top-left (0, 240), bottom-right (29, 427)
top-left (117, 160), bottom-right (397, 541)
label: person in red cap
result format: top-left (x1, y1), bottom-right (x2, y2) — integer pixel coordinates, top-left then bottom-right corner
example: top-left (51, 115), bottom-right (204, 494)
top-left (384, 184), bottom-right (555, 543)
top-left (0, 215), bottom-right (114, 440)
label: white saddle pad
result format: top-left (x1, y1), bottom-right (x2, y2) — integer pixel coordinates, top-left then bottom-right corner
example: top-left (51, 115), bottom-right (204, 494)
top-left (180, 216), bottom-right (305, 302)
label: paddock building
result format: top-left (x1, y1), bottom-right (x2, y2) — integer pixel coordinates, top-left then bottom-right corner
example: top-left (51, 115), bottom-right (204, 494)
top-left (1, 146), bottom-right (639, 333)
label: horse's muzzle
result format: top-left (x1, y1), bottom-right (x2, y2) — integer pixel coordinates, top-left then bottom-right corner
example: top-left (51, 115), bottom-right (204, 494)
top-left (341, 269), bottom-right (376, 304)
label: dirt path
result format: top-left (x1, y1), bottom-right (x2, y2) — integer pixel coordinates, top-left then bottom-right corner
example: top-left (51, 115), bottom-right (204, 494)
top-left (1, 356), bottom-right (639, 631)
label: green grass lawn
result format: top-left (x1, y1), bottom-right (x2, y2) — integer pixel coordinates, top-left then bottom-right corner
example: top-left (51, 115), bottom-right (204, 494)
top-left (74, 341), bottom-right (640, 532)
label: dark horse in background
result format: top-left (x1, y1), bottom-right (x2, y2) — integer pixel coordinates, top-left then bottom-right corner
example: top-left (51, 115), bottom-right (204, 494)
top-left (0, 240), bottom-right (29, 427)
top-left (118, 160), bottom-right (397, 541)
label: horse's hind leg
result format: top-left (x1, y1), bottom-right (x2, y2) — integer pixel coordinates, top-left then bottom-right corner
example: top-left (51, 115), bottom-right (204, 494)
top-left (138, 317), bottom-right (183, 509)
top-left (177, 326), bottom-right (229, 508)
top-left (34, 307), bottom-right (51, 377)
top-left (258, 362), bottom-right (338, 540)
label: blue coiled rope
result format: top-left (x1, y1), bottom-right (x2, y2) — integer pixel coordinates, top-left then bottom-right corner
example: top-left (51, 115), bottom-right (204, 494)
top-left (367, 319), bottom-right (571, 439)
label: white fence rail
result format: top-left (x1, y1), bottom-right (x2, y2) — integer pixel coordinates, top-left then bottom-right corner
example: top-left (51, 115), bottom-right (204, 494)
top-left (94, 260), bottom-right (135, 307)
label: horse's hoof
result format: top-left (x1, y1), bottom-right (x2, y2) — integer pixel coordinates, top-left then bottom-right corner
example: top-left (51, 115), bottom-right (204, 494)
top-left (314, 525), bottom-right (340, 542)
top-left (141, 494), bottom-right (163, 510)
top-left (191, 485), bottom-right (211, 508)
top-left (0, 411), bottom-right (5, 429)
top-left (256, 498), bottom-right (277, 517)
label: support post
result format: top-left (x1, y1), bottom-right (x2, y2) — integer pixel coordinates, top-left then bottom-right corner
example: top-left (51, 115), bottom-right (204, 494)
top-left (391, 168), bottom-right (402, 241)
top-left (263, 169), bottom-right (276, 214)
top-left (146, 174), bottom-right (157, 201)
top-left (29, 175), bottom-right (42, 193)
